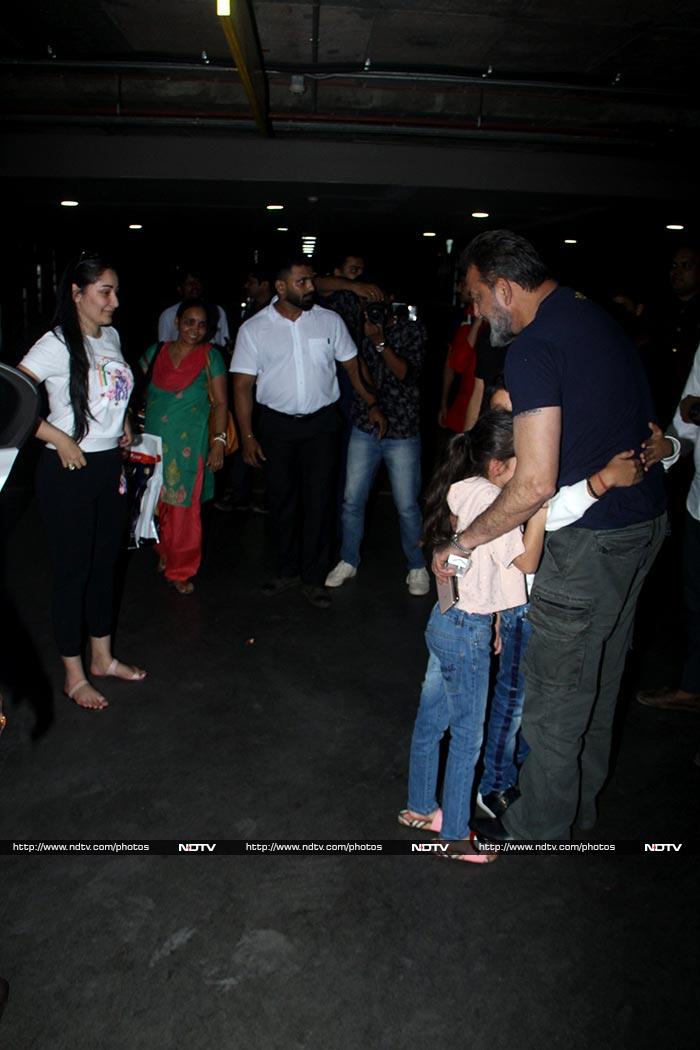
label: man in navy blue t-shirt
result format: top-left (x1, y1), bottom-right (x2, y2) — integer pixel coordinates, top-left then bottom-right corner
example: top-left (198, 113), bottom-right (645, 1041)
top-left (434, 230), bottom-right (667, 841)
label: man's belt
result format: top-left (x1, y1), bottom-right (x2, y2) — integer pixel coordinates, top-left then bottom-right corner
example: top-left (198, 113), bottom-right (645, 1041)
top-left (262, 402), bottom-right (336, 421)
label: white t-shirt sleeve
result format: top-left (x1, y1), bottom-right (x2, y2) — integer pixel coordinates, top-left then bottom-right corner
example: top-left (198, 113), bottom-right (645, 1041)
top-left (546, 480), bottom-right (597, 532)
top-left (332, 313), bottom-right (358, 363)
top-left (662, 435), bottom-right (681, 470)
top-left (215, 306), bottom-right (230, 344)
top-left (672, 348), bottom-right (700, 444)
top-left (19, 330), bottom-right (68, 383)
top-left (230, 322), bottom-right (259, 375)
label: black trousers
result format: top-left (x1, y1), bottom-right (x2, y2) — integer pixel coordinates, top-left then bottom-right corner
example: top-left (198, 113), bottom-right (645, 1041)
top-left (258, 404), bottom-right (340, 586)
top-left (36, 448), bottom-right (127, 656)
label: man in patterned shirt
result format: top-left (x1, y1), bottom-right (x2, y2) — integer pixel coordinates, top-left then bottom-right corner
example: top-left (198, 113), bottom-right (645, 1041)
top-left (325, 301), bottom-right (430, 595)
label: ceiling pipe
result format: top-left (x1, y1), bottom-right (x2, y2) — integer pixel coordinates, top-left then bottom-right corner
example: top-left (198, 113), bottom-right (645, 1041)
top-left (0, 58), bottom-right (694, 107)
top-left (0, 111), bottom-right (658, 150)
top-left (217, 0), bottom-right (270, 136)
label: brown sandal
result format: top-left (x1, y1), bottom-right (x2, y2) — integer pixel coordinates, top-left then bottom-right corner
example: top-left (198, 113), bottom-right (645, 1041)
top-left (171, 579), bottom-right (194, 594)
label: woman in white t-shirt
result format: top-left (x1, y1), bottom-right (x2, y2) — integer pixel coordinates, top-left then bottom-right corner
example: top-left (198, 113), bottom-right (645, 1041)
top-left (19, 253), bottom-right (146, 710)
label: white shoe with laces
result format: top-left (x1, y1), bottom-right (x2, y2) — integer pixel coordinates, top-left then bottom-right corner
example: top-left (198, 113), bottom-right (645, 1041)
top-left (406, 568), bottom-right (430, 596)
top-left (325, 561), bottom-right (357, 587)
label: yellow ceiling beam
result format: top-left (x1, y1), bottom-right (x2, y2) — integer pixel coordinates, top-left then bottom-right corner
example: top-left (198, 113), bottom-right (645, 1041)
top-left (218, 0), bottom-right (270, 136)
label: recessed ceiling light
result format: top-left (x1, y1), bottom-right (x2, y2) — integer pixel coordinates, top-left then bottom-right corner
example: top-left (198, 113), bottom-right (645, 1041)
top-left (128, 224), bottom-right (143, 230)
top-left (422, 231), bottom-right (436, 238)
top-left (666, 224), bottom-right (685, 231)
top-left (60, 200), bottom-right (79, 207)
top-left (471, 211), bottom-right (489, 219)
top-left (276, 227), bottom-right (289, 232)
top-left (216, 0), bottom-right (231, 14)
top-left (564, 238), bottom-right (577, 244)
top-left (266, 204), bottom-right (284, 211)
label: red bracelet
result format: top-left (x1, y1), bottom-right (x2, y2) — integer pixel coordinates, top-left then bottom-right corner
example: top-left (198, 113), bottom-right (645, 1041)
top-left (594, 471), bottom-right (609, 492)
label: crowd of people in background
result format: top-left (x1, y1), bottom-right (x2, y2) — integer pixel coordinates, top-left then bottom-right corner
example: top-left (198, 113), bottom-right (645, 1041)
top-left (4, 231), bottom-right (700, 855)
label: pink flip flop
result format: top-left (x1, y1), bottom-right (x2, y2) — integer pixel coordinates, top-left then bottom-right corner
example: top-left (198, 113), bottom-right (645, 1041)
top-left (440, 838), bottom-right (497, 864)
top-left (397, 808), bottom-right (443, 833)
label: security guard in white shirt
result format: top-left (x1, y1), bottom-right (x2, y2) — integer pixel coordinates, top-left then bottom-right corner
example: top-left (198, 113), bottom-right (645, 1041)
top-left (231, 258), bottom-right (386, 608)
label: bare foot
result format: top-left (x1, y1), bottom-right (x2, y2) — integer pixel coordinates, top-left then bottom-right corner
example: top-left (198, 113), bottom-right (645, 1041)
top-left (65, 679), bottom-right (108, 710)
top-left (91, 658), bottom-right (146, 681)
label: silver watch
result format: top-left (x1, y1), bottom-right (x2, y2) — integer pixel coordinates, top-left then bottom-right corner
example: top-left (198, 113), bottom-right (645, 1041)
top-left (450, 532), bottom-right (473, 556)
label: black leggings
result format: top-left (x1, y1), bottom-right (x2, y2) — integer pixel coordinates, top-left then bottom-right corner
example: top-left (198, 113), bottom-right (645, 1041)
top-left (36, 448), bottom-right (127, 657)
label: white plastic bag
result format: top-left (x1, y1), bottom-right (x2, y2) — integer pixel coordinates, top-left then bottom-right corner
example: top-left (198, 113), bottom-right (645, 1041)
top-left (123, 432), bottom-right (163, 548)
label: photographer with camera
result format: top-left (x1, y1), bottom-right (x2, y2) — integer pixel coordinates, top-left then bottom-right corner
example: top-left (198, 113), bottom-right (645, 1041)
top-left (638, 347), bottom-right (700, 714)
top-left (325, 295), bottom-right (429, 595)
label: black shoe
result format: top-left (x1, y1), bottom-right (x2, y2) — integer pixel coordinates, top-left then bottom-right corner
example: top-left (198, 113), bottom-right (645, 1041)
top-left (479, 786), bottom-right (520, 819)
top-left (251, 502), bottom-right (269, 515)
top-left (300, 584), bottom-right (331, 609)
top-left (471, 815), bottom-right (513, 844)
top-left (213, 496), bottom-right (233, 512)
top-left (261, 576), bottom-right (300, 597)
top-left (0, 977), bottom-right (9, 1021)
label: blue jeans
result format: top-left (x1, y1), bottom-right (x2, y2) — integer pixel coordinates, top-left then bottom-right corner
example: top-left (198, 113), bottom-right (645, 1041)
top-left (340, 427), bottom-right (424, 571)
top-left (478, 604), bottom-right (531, 798)
top-left (407, 604), bottom-right (493, 840)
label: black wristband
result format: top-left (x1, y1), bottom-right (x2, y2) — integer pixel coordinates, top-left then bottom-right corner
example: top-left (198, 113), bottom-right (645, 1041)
top-left (586, 476), bottom-right (603, 499)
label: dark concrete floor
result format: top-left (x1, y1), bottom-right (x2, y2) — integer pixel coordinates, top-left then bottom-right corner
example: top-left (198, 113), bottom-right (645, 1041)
top-left (0, 476), bottom-right (698, 1049)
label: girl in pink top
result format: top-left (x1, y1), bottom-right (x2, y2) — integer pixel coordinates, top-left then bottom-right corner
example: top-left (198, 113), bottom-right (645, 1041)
top-left (399, 410), bottom-right (545, 862)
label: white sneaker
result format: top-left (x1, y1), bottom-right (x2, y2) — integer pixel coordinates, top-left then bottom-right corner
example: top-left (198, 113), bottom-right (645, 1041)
top-left (406, 567), bottom-right (430, 596)
top-left (477, 791), bottom-right (497, 819)
top-left (325, 560), bottom-right (357, 587)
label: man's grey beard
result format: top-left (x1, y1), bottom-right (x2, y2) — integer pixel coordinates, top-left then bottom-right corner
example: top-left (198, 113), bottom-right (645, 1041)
top-left (489, 305), bottom-right (515, 347)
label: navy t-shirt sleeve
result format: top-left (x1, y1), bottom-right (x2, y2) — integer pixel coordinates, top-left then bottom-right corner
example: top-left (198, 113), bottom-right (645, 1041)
top-left (505, 336), bottom-right (562, 415)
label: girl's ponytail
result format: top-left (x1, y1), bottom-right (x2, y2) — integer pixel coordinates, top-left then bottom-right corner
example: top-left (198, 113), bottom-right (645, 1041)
top-left (422, 431), bottom-right (474, 551)
top-left (422, 410), bottom-right (515, 552)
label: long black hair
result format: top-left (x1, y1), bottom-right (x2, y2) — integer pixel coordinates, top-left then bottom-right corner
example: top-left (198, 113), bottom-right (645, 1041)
top-left (52, 253), bottom-right (116, 442)
top-left (422, 409), bottom-right (514, 551)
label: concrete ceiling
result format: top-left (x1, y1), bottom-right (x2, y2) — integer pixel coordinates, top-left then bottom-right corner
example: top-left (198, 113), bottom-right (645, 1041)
top-left (0, 2), bottom-right (698, 250)
top-left (1, 1), bottom-right (698, 147)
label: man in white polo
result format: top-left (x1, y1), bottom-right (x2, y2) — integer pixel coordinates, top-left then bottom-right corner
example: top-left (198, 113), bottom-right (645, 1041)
top-left (231, 258), bottom-right (386, 608)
